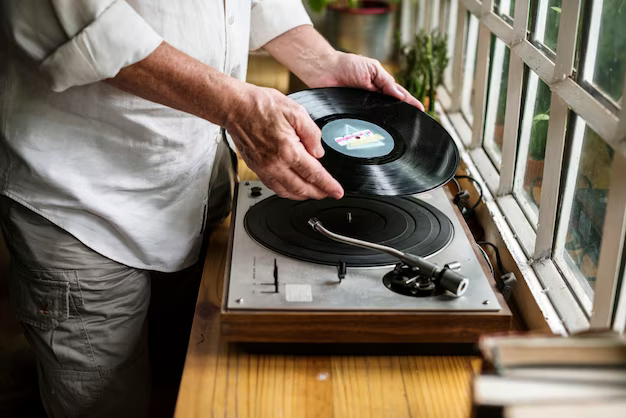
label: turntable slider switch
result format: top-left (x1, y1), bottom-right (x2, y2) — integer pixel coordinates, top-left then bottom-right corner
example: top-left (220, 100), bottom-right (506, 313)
top-left (260, 259), bottom-right (280, 293)
top-left (337, 261), bottom-right (347, 282)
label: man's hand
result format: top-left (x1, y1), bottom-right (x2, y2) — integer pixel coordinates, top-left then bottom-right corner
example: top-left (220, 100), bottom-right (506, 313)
top-left (309, 52), bottom-right (424, 111)
top-left (110, 42), bottom-right (343, 201)
top-left (225, 84), bottom-right (344, 200)
top-left (264, 25), bottom-right (424, 110)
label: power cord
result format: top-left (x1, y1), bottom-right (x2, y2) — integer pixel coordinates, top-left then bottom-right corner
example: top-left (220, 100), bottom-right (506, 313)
top-left (450, 175), bottom-right (483, 219)
top-left (477, 241), bottom-right (516, 300)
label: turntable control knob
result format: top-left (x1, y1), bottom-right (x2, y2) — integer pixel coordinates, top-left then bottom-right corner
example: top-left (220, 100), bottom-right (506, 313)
top-left (250, 186), bottom-right (262, 197)
top-left (445, 261), bottom-right (462, 271)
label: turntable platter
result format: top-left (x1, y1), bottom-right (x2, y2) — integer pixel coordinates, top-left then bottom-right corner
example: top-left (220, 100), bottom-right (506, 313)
top-left (244, 195), bottom-right (453, 267)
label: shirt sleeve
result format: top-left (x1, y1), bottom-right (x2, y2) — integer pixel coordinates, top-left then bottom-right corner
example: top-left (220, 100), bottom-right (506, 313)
top-left (249, 0), bottom-right (313, 51)
top-left (3, 0), bottom-right (163, 92)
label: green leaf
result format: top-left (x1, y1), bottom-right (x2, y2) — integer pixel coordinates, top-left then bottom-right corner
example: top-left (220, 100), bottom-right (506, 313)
top-left (550, 6), bottom-right (562, 13)
top-left (308, 0), bottom-right (328, 13)
top-left (532, 113), bottom-right (550, 123)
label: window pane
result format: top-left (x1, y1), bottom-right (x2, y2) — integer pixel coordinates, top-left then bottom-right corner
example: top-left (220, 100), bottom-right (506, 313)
top-left (444, 0), bottom-right (459, 90)
top-left (483, 37), bottom-right (511, 168)
top-left (461, 13), bottom-right (480, 124)
top-left (532, 0), bottom-right (561, 53)
top-left (495, 0), bottom-right (516, 17)
top-left (561, 122), bottom-right (614, 295)
top-left (583, 0), bottom-right (626, 104)
top-left (514, 71), bottom-right (552, 226)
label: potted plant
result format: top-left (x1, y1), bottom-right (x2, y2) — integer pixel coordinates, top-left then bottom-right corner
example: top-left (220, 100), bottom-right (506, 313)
top-left (395, 31), bottom-right (449, 118)
top-left (308, 1), bottom-right (396, 61)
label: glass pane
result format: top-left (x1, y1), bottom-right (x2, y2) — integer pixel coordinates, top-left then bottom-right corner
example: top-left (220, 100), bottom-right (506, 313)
top-left (483, 36), bottom-right (511, 167)
top-left (514, 71), bottom-right (552, 226)
top-left (444, 0), bottom-right (459, 90)
top-left (495, 0), bottom-right (516, 17)
top-left (562, 123), bottom-right (614, 294)
top-left (461, 13), bottom-right (480, 124)
top-left (583, 0), bottom-right (626, 104)
top-left (532, 0), bottom-right (562, 53)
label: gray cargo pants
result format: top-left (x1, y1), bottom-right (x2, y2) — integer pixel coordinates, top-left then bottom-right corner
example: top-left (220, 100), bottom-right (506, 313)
top-left (0, 139), bottom-right (236, 418)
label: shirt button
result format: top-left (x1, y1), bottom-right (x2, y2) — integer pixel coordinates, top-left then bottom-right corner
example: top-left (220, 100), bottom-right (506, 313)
top-left (228, 15), bottom-right (234, 25)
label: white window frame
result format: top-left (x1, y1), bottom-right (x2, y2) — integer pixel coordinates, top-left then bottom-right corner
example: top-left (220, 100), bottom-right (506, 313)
top-left (404, 0), bottom-right (626, 334)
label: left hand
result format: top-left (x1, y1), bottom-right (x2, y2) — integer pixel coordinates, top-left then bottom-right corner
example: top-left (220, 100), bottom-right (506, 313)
top-left (309, 52), bottom-right (424, 111)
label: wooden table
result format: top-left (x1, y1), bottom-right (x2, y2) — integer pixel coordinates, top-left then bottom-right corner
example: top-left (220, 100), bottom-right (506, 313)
top-left (175, 163), bottom-right (483, 418)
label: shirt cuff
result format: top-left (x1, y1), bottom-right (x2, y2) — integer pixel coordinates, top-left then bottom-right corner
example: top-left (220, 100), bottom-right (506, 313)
top-left (40, 0), bottom-right (163, 92)
top-left (249, 0), bottom-right (313, 51)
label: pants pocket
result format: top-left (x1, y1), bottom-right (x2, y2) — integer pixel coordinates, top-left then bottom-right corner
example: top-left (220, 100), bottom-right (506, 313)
top-left (40, 367), bottom-right (104, 418)
top-left (9, 264), bottom-right (71, 331)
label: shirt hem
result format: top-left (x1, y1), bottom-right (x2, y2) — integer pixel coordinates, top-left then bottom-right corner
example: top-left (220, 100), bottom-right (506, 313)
top-left (0, 191), bottom-right (198, 273)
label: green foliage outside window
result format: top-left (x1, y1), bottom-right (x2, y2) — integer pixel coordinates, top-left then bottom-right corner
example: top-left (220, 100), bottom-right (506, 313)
top-left (396, 32), bottom-right (450, 118)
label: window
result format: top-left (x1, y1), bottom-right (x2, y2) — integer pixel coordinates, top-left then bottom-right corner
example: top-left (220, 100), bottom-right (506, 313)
top-left (495, 0), bottom-right (516, 18)
top-left (411, 0), bottom-right (626, 333)
top-left (581, 0), bottom-right (626, 108)
top-left (556, 119), bottom-right (613, 305)
top-left (530, 0), bottom-right (562, 54)
top-left (483, 36), bottom-right (511, 168)
top-left (514, 71), bottom-right (551, 227)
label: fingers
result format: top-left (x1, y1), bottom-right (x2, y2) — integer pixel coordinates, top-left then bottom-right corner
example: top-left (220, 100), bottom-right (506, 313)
top-left (289, 103), bottom-right (325, 159)
top-left (255, 141), bottom-right (343, 200)
top-left (394, 83), bottom-right (425, 111)
top-left (290, 150), bottom-right (344, 199)
top-left (259, 163), bottom-right (338, 201)
top-left (371, 61), bottom-right (425, 111)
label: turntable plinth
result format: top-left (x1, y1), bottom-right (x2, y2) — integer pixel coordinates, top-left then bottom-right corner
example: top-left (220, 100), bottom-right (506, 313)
top-left (220, 179), bottom-right (512, 343)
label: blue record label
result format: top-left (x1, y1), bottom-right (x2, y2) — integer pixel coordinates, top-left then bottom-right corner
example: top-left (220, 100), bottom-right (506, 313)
top-left (321, 118), bottom-right (394, 159)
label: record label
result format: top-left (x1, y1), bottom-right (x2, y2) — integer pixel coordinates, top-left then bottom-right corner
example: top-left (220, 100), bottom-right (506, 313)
top-left (321, 118), bottom-right (394, 159)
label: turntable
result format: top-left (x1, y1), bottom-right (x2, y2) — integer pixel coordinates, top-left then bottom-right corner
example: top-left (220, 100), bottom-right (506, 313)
top-left (219, 88), bottom-right (512, 343)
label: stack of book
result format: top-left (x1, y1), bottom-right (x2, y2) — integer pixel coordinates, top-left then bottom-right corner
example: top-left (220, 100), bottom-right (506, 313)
top-left (472, 332), bottom-right (626, 417)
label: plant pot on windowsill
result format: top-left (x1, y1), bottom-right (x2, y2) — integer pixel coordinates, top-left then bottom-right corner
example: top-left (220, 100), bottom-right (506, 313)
top-left (323, 1), bottom-right (394, 61)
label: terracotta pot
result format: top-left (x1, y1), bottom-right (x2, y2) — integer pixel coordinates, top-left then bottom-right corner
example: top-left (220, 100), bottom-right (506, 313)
top-left (523, 158), bottom-right (544, 205)
top-left (325, 1), bottom-right (394, 61)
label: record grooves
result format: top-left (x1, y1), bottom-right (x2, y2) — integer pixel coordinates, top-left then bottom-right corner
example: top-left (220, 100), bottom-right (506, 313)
top-left (289, 88), bottom-right (460, 196)
top-left (244, 194), bottom-right (453, 267)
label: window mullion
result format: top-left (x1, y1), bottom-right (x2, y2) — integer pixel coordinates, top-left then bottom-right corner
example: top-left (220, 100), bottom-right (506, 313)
top-left (614, 268), bottom-right (626, 334)
top-left (590, 152), bottom-right (626, 328)
top-left (450, 3), bottom-right (467, 111)
top-left (512, 0), bottom-right (530, 42)
top-left (470, 1), bottom-right (493, 147)
top-left (552, 0), bottom-right (582, 83)
top-left (439, 0), bottom-right (447, 34)
top-left (533, 93), bottom-right (569, 259)
top-left (616, 74), bottom-right (626, 145)
top-left (399, 0), bottom-right (417, 45)
top-left (462, 0), bottom-right (481, 16)
top-left (422, 0), bottom-right (432, 32)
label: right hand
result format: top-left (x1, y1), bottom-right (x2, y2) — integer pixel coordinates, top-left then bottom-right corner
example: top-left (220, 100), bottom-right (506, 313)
top-left (224, 84), bottom-right (344, 200)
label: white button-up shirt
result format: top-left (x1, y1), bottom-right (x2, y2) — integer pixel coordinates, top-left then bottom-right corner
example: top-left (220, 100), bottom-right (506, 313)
top-left (0, 0), bottom-right (312, 272)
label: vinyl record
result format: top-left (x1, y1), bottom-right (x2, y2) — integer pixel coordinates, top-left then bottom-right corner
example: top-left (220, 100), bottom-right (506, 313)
top-left (288, 87), bottom-right (460, 196)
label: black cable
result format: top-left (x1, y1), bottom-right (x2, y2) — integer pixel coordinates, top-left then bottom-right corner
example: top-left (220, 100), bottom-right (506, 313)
top-left (477, 241), bottom-right (505, 275)
top-left (450, 177), bottom-right (461, 193)
top-left (454, 175), bottom-right (483, 209)
top-left (477, 244), bottom-right (495, 277)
